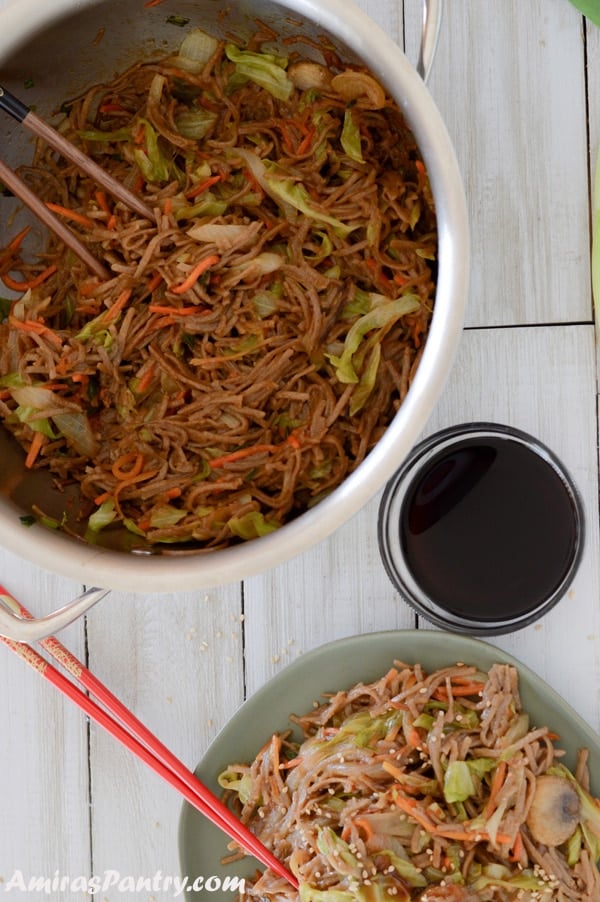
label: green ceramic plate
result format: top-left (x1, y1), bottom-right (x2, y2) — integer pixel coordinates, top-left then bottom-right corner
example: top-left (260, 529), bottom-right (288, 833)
top-left (178, 630), bottom-right (600, 898)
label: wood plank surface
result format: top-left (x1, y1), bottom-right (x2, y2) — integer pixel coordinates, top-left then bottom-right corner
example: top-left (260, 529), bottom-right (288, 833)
top-left (0, 557), bottom-right (90, 898)
top-left (409, 0), bottom-right (591, 328)
top-left (0, 1), bottom-right (599, 898)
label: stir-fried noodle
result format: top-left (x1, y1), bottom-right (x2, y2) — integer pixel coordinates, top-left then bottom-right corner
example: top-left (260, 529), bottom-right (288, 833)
top-left (218, 662), bottom-right (600, 901)
top-left (0, 26), bottom-right (436, 548)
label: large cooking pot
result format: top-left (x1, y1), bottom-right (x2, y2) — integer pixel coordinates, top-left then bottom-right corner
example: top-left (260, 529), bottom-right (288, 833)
top-left (0, 0), bottom-right (468, 639)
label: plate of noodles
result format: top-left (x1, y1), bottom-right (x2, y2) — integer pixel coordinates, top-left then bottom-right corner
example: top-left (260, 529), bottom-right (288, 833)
top-left (178, 630), bottom-right (600, 900)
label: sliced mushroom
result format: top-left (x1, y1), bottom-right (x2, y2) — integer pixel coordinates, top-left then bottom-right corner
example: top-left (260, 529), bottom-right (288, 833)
top-left (526, 774), bottom-right (580, 846)
top-left (330, 70), bottom-right (386, 109)
top-left (287, 61), bottom-right (333, 92)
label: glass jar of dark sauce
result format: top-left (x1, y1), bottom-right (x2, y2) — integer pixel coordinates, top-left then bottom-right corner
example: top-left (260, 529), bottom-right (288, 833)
top-left (378, 424), bottom-right (584, 635)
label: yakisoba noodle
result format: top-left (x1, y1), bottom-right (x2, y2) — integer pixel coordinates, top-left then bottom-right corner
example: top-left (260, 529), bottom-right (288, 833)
top-left (218, 662), bottom-right (600, 900)
top-left (0, 23), bottom-right (435, 549)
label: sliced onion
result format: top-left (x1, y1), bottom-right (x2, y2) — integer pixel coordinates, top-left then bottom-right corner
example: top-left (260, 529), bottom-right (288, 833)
top-left (11, 385), bottom-right (59, 413)
top-left (174, 109), bottom-right (217, 140)
top-left (52, 412), bottom-right (99, 457)
top-left (187, 223), bottom-right (254, 249)
top-left (173, 28), bottom-right (219, 73)
top-left (232, 252), bottom-right (284, 281)
top-left (251, 290), bottom-right (279, 318)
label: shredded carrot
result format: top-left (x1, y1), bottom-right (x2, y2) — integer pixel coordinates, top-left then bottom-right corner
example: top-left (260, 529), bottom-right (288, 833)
top-left (45, 203), bottom-right (96, 229)
top-left (7, 225), bottom-right (31, 254)
top-left (432, 679), bottom-right (485, 701)
top-left (340, 823), bottom-right (352, 843)
top-left (185, 174), bottom-right (222, 200)
top-left (286, 432), bottom-right (302, 450)
top-left (278, 121), bottom-right (295, 154)
top-left (163, 197), bottom-right (173, 215)
top-left (508, 830), bottom-right (524, 862)
top-left (94, 491), bottom-right (111, 506)
top-left (296, 128), bottom-right (315, 155)
top-left (103, 287), bottom-right (133, 325)
top-left (435, 826), bottom-right (513, 846)
top-left (147, 272), bottom-right (164, 293)
top-left (7, 316), bottom-right (62, 347)
top-left (112, 468), bottom-right (159, 516)
top-left (94, 191), bottom-right (112, 217)
top-left (111, 452), bottom-right (145, 481)
top-left (365, 256), bottom-right (391, 286)
top-left (98, 100), bottom-right (126, 114)
top-left (394, 791), bottom-right (513, 845)
top-left (411, 318), bottom-right (423, 349)
top-left (2, 264), bottom-right (57, 291)
top-left (170, 254), bottom-right (220, 294)
top-left (150, 315), bottom-right (175, 330)
top-left (76, 303), bottom-right (102, 316)
top-left (407, 728), bottom-right (422, 748)
top-left (71, 373), bottom-right (89, 391)
top-left (415, 158), bottom-right (427, 187)
top-left (144, 0), bottom-right (165, 6)
top-left (79, 280), bottom-right (102, 298)
top-left (394, 795), bottom-right (437, 832)
top-left (209, 443), bottom-right (277, 469)
top-left (135, 364), bottom-right (156, 394)
top-left (483, 760), bottom-right (507, 818)
top-left (243, 168), bottom-right (265, 197)
top-left (25, 431), bottom-right (46, 469)
top-left (107, 214), bottom-right (118, 231)
top-left (161, 487), bottom-right (182, 501)
top-left (353, 818), bottom-right (374, 841)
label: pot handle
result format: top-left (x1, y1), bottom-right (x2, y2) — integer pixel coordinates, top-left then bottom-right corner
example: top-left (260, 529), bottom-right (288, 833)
top-left (416, 0), bottom-right (444, 84)
top-left (0, 585), bottom-right (110, 642)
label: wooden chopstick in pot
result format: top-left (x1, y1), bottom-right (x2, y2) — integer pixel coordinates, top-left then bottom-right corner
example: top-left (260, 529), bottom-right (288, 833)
top-left (0, 157), bottom-right (110, 281)
top-left (0, 586), bottom-right (298, 890)
top-left (0, 84), bottom-right (155, 223)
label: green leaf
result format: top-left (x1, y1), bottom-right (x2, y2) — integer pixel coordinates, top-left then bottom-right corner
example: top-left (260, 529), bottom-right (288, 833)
top-left (443, 760), bottom-right (476, 803)
top-left (88, 499), bottom-right (117, 533)
top-left (569, 1), bottom-right (600, 27)
top-left (227, 511), bottom-right (279, 539)
top-left (263, 162), bottom-right (355, 236)
top-left (225, 43), bottom-right (293, 100)
top-left (166, 14), bottom-right (190, 26)
top-left (340, 109), bottom-right (363, 163)
top-left (149, 504), bottom-right (188, 529)
top-left (0, 297), bottom-right (13, 319)
top-left (77, 126), bottom-right (131, 142)
top-left (327, 295), bottom-right (421, 384)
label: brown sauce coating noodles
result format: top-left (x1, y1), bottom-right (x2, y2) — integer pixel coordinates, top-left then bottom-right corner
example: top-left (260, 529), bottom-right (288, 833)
top-left (0, 29), bottom-right (436, 549)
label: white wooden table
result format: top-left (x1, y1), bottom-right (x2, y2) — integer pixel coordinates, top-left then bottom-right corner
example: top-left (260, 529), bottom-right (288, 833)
top-left (1, 1), bottom-right (599, 899)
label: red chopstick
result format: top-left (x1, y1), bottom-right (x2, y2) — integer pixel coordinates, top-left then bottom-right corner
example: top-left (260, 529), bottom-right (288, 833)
top-left (0, 586), bottom-right (298, 890)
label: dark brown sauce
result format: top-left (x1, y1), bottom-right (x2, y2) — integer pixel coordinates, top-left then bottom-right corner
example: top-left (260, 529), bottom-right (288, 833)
top-left (400, 436), bottom-right (579, 621)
